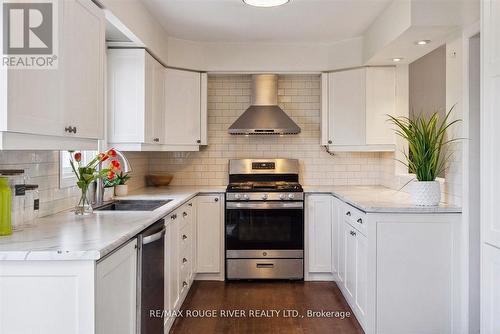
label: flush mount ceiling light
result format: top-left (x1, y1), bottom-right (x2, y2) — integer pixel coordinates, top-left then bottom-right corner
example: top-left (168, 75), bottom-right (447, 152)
top-left (415, 40), bottom-right (431, 45)
top-left (392, 58), bottom-right (403, 62)
top-left (243, 0), bottom-right (290, 7)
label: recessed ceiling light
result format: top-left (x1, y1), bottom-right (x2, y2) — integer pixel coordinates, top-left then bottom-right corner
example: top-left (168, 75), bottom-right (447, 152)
top-left (415, 40), bottom-right (431, 45)
top-left (392, 58), bottom-right (403, 62)
top-left (243, 0), bottom-right (290, 7)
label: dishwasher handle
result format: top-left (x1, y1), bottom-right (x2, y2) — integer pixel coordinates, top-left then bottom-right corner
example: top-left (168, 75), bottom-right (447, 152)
top-left (142, 228), bottom-right (166, 245)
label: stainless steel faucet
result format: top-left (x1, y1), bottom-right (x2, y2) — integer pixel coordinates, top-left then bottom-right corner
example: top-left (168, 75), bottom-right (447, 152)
top-left (95, 148), bottom-right (132, 206)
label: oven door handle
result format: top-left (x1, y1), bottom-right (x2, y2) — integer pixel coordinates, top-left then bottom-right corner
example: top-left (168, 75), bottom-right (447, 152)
top-left (226, 202), bottom-right (304, 209)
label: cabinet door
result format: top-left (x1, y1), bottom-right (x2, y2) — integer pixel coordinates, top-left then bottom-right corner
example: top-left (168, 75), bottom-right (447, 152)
top-left (365, 67), bottom-right (396, 145)
top-left (332, 198), bottom-right (341, 280)
top-left (165, 211), bottom-right (180, 312)
top-left (4, 1), bottom-right (64, 136)
top-left (152, 61), bottom-right (166, 144)
top-left (344, 221), bottom-right (356, 301)
top-left (307, 195), bottom-right (333, 273)
top-left (96, 238), bottom-right (137, 334)
top-left (62, 0), bottom-right (104, 139)
top-left (107, 49), bottom-right (146, 143)
top-left (328, 69), bottom-right (366, 146)
top-left (196, 195), bottom-right (223, 273)
top-left (164, 69), bottom-right (201, 146)
top-left (144, 53), bottom-right (155, 144)
top-left (355, 231), bottom-right (368, 323)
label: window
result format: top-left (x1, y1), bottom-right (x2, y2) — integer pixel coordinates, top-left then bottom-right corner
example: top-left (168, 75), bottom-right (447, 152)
top-left (59, 151), bottom-right (97, 188)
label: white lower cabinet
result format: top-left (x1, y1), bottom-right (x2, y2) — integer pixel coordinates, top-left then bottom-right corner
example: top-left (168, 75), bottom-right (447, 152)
top-left (95, 238), bottom-right (138, 334)
top-left (196, 194), bottom-right (224, 279)
top-left (164, 199), bottom-right (196, 332)
top-left (306, 195), bottom-right (333, 279)
top-left (306, 194), bottom-right (463, 334)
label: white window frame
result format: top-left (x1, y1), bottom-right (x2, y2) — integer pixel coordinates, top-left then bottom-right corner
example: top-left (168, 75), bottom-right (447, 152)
top-left (59, 151), bottom-right (98, 189)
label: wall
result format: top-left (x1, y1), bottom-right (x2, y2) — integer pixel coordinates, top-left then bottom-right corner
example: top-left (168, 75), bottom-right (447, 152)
top-left (0, 151), bottom-right (149, 219)
top-left (149, 74), bottom-right (387, 186)
top-left (409, 45), bottom-right (447, 119)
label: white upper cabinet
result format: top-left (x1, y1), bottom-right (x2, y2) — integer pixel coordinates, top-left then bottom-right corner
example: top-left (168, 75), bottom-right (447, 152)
top-left (62, 0), bottom-right (105, 140)
top-left (164, 69), bottom-right (207, 150)
top-left (321, 67), bottom-right (396, 152)
top-left (107, 48), bottom-right (165, 149)
top-left (0, 0), bottom-right (105, 150)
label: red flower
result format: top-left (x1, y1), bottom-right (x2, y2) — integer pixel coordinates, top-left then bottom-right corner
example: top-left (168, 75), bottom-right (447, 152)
top-left (107, 149), bottom-right (117, 158)
top-left (74, 152), bottom-right (82, 162)
top-left (98, 153), bottom-right (109, 162)
top-left (111, 160), bottom-right (120, 170)
top-left (107, 171), bottom-right (116, 180)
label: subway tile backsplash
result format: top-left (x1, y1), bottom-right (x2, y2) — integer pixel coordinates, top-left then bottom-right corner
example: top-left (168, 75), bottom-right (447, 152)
top-left (149, 74), bottom-right (393, 186)
top-left (0, 150), bottom-right (149, 218)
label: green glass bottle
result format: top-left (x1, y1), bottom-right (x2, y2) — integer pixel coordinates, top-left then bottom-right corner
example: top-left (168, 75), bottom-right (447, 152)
top-left (0, 177), bottom-right (12, 236)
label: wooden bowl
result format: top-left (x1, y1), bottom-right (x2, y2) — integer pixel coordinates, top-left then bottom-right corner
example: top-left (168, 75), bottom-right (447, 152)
top-left (146, 174), bottom-right (173, 187)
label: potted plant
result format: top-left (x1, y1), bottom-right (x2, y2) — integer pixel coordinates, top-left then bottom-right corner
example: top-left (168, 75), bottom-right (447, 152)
top-left (69, 150), bottom-right (120, 215)
top-left (113, 172), bottom-right (131, 197)
top-left (388, 109), bottom-right (461, 206)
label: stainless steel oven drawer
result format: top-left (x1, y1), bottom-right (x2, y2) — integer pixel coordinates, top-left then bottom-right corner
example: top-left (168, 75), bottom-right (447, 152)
top-left (226, 259), bottom-right (303, 280)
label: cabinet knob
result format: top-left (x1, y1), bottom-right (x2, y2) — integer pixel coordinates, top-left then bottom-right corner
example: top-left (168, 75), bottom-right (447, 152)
top-left (346, 211), bottom-right (351, 217)
top-left (182, 234), bottom-right (187, 240)
top-left (196, 139), bottom-right (201, 144)
top-left (183, 281), bottom-right (188, 287)
top-left (65, 126), bottom-right (77, 134)
top-left (73, 126), bottom-right (77, 134)
top-left (214, 197), bottom-right (219, 202)
top-left (183, 211), bottom-right (188, 217)
top-left (357, 218), bottom-right (363, 224)
top-left (182, 258), bottom-right (188, 263)
top-left (171, 214), bottom-right (177, 220)
top-left (153, 138), bottom-right (160, 142)
top-left (188, 203), bottom-right (193, 207)
top-left (328, 140), bottom-right (332, 144)
top-left (350, 230), bottom-right (356, 236)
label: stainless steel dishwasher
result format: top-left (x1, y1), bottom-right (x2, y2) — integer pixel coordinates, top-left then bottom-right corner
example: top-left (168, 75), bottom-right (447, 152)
top-left (137, 219), bottom-right (165, 334)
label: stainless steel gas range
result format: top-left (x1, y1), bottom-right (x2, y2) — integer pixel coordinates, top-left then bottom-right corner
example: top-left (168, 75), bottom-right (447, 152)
top-left (225, 159), bottom-right (304, 280)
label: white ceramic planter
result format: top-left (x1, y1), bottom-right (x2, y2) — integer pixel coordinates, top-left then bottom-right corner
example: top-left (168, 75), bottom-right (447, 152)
top-left (114, 184), bottom-right (128, 197)
top-left (409, 181), bottom-right (441, 206)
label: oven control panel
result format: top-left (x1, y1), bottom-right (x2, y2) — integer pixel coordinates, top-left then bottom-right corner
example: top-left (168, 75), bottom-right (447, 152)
top-left (252, 162), bottom-right (275, 170)
top-left (226, 192), bottom-right (304, 201)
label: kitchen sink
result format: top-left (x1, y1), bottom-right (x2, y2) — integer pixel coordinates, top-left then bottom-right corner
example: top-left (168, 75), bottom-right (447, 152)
top-left (95, 200), bottom-right (172, 211)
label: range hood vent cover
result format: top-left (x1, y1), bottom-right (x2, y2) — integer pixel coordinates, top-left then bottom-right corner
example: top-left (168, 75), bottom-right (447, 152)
top-left (228, 74), bottom-right (301, 135)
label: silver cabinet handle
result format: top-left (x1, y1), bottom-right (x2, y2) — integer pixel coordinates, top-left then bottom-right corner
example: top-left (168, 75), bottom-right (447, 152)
top-left (182, 258), bottom-right (188, 263)
top-left (153, 138), bottom-right (160, 142)
top-left (188, 203), bottom-right (193, 207)
top-left (256, 263), bottom-right (274, 268)
top-left (142, 228), bottom-right (165, 245)
top-left (346, 211), bottom-right (351, 216)
top-left (183, 281), bottom-right (188, 287)
top-left (183, 212), bottom-right (188, 217)
top-left (357, 218), bottom-right (363, 224)
top-left (350, 230), bottom-right (356, 236)
top-left (182, 234), bottom-right (187, 240)
top-left (65, 126), bottom-right (77, 134)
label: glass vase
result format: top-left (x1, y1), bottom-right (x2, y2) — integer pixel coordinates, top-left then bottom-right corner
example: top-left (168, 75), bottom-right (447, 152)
top-left (75, 184), bottom-right (93, 216)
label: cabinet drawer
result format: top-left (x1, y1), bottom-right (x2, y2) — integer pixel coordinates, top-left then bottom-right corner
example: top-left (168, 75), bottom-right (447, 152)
top-left (179, 223), bottom-right (192, 249)
top-left (179, 203), bottom-right (194, 229)
top-left (343, 204), bottom-right (367, 236)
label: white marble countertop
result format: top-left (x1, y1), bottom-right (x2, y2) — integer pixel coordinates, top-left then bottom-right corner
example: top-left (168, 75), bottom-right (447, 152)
top-left (0, 185), bottom-right (460, 261)
top-left (0, 186), bottom-right (225, 261)
top-left (303, 185), bottom-right (461, 214)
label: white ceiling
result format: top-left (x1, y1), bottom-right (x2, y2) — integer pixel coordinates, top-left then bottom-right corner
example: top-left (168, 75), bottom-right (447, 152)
top-left (142, 0), bottom-right (392, 43)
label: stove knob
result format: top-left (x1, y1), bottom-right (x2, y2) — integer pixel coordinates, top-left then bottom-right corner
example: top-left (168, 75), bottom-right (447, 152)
top-left (279, 194), bottom-right (286, 200)
top-left (288, 193), bottom-right (295, 200)
top-left (243, 194), bottom-right (249, 200)
top-left (262, 194), bottom-right (268, 200)
top-left (235, 193), bottom-right (241, 200)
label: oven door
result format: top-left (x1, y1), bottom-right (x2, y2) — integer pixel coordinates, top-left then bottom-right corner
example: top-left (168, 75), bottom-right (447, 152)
top-left (225, 201), bottom-right (304, 256)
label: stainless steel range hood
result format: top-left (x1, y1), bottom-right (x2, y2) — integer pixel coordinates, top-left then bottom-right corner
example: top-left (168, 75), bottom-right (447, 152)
top-left (228, 74), bottom-right (301, 135)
